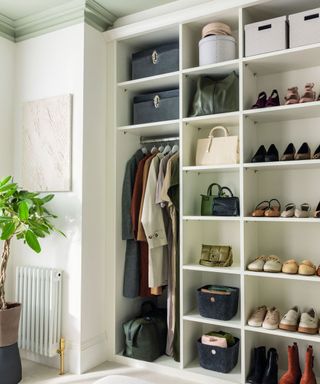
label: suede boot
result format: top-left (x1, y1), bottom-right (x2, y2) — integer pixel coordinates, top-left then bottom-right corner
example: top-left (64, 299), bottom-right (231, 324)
top-left (247, 346), bottom-right (267, 384)
top-left (262, 348), bottom-right (278, 384)
top-left (279, 343), bottom-right (302, 384)
top-left (300, 345), bottom-right (317, 384)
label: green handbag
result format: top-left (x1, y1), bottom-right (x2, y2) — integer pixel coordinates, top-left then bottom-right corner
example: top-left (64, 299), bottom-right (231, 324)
top-left (189, 71), bottom-right (239, 117)
top-left (199, 245), bottom-right (233, 267)
top-left (201, 183), bottom-right (221, 216)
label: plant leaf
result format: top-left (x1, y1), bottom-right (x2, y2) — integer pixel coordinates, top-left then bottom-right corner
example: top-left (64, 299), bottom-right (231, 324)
top-left (25, 230), bottom-right (41, 253)
top-left (41, 194), bottom-right (55, 204)
top-left (18, 201), bottom-right (29, 220)
top-left (1, 222), bottom-right (16, 240)
top-left (0, 217), bottom-right (13, 223)
top-left (0, 176), bottom-right (12, 187)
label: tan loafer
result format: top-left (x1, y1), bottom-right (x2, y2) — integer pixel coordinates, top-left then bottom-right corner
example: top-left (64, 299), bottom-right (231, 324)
top-left (282, 259), bottom-right (299, 274)
top-left (298, 260), bottom-right (316, 276)
top-left (252, 200), bottom-right (270, 217)
top-left (265, 199), bottom-right (281, 217)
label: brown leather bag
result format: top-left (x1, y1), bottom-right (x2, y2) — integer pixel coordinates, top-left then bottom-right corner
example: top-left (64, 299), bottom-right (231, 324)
top-left (199, 245), bottom-right (233, 267)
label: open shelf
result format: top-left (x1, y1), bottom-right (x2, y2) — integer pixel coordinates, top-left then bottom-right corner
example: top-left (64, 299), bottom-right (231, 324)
top-left (244, 159), bottom-right (320, 171)
top-left (183, 59), bottom-right (239, 78)
top-left (244, 271), bottom-right (320, 283)
top-left (183, 111), bottom-right (239, 126)
top-left (183, 264), bottom-right (241, 274)
top-left (184, 310), bottom-right (241, 329)
top-left (183, 165), bottom-right (240, 173)
top-left (244, 217), bottom-right (320, 223)
top-left (118, 71), bottom-right (180, 92)
top-left (183, 216), bottom-right (241, 222)
top-left (245, 326), bottom-right (320, 344)
top-left (117, 119), bottom-right (180, 136)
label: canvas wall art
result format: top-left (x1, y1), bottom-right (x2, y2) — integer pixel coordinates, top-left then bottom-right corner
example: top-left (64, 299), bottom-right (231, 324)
top-left (22, 94), bottom-right (72, 192)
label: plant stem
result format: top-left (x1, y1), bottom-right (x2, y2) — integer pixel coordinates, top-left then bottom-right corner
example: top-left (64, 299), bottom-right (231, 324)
top-left (0, 239), bottom-right (11, 310)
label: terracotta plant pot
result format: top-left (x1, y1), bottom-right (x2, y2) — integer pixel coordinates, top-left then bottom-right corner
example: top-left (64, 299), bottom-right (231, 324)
top-left (0, 303), bottom-right (21, 347)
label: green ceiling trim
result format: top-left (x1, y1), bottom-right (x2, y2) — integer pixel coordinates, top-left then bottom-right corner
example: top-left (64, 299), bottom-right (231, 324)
top-left (0, 0), bottom-right (115, 43)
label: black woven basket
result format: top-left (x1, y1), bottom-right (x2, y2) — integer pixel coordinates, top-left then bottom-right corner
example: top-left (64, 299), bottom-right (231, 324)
top-left (197, 337), bottom-right (240, 373)
top-left (197, 285), bottom-right (239, 320)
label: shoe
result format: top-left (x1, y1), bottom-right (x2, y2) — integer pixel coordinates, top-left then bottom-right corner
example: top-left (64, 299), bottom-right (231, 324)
top-left (294, 203), bottom-right (311, 218)
top-left (316, 265), bottom-right (320, 277)
top-left (298, 308), bottom-right (318, 334)
top-left (300, 346), bottom-right (317, 384)
top-left (248, 256), bottom-right (268, 271)
top-left (263, 256), bottom-right (282, 273)
top-left (262, 307), bottom-right (280, 330)
top-left (252, 91), bottom-right (267, 109)
top-left (298, 260), bottom-right (316, 276)
top-left (266, 89), bottom-right (280, 107)
top-left (247, 346), bottom-right (267, 384)
top-left (281, 203), bottom-right (296, 218)
top-left (279, 343), bottom-right (302, 384)
top-left (265, 199), bottom-right (281, 217)
top-left (262, 348), bottom-right (278, 384)
top-left (295, 142), bottom-right (311, 160)
top-left (284, 86), bottom-right (300, 105)
top-left (282, 259), bottom-right (298, 274)
top-left (251, 145), bottom-right (267, 162)
top-left (312, 144), bottom-right (320, 159)
top-left (252, 201), bottom-right (270, 217)
top-left (248, 305), bottom-right (268, 327)
top-left (265, 144), bottom-right (279, 162)
top-left (279, 306), bottom-right (300, 332)
top-left (314, 202), bottom-right (320, 218)
top-left (281, 143), bottom-right (296, 161)
top-left (300, 82), bottom-right (316, 103)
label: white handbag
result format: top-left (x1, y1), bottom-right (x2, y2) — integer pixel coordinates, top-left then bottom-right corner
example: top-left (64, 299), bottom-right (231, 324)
top-left (195, 126), bottom-right (239, 166)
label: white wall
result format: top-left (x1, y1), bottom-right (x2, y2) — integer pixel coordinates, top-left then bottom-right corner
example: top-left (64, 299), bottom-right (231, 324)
top-left (9, 24), bottom-right (85, 374)
top-left (80, 24), bottom-right (108, 373)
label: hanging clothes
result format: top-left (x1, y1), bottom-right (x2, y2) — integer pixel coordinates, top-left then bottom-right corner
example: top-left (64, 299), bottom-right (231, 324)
top-left (121, 149), bottom-right (144, 298)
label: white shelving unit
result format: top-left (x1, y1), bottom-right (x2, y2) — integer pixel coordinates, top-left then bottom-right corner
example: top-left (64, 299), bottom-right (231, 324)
top-left (106, 0), bottom-right (320, 383)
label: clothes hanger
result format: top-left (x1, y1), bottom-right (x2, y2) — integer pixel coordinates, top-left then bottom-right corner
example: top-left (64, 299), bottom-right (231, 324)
top-left (151, 145), bottom-right (158, 154)
top-left (141, 146), bottom-right (148, 155)
top-left (163, 145), bottom-right (171, 155)
top-left (158, 145), bottom-right (164, 153)
top-left (171, 144), bottom-right (179, 154)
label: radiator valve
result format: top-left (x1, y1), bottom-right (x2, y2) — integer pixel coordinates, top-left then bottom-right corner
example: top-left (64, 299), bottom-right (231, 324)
top-left (57, 337), bottom-right (65, 375)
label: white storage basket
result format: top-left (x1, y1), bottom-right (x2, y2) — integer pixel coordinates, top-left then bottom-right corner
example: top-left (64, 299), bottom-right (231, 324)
top-left (245, 16), bottom-right (288, 57)
top-left (199, 35), bottom-right (236, 66)
top-left (289, 8), bottom-right (320, 48)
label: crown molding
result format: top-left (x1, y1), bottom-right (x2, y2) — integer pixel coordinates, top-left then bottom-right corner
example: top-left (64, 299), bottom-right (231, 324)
top-left (0, 0), bottom-right (115, 43)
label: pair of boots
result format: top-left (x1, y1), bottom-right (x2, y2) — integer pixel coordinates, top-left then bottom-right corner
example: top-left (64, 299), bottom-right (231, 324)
top-left (280, 343), bottom-right (317, 384)
top-left (247, 346), bottom-right (278, 384)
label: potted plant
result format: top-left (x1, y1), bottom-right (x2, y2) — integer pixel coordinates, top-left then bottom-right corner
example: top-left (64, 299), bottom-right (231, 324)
top-left (0, 176), bottom-right (64, 383)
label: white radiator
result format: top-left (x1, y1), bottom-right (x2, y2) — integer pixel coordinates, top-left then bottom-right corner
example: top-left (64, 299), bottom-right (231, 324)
top-left (16, 266), bottom-right (63, 357)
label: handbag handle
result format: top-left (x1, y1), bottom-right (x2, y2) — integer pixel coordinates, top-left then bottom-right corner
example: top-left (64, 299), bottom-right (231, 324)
top-left (207, 183), bottom-right (222, 196)
top-left (208, 126), bottom-right (229, 138)
top-left (219, 186), bottom-right (234, 197)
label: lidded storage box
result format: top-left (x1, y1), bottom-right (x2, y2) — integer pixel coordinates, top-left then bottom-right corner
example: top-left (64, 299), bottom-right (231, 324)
top-left (289, 8), bottom-right (320, 48)
top-left (197, 285), bottom-right (239, 320)
top-left (245, 16), bottom-right (288, 56)
top-left (133, 89), bottom-right (179, 125)
top-left (197, 337), bottom-right (240, 373)
top-left (131, 42), bottom-right (179, 80)
top-left (199, 35), bottom-right (236, 66)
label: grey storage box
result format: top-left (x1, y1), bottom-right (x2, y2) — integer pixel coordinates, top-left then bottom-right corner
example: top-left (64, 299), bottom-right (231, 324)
top-left (245, 16), bottom-right (288, 56)
top-left (197, 285), bottom-right (239, 320)
top-left (133, 89), bottom-right (179, 125)
top-left (289, 8), bottom-right (320, 48)
top-left (199, 35), bottom-right (236, 66)
top-left (132, 42), bottom-right (179, 80)
top-left (197, 337), bottom-right (240, 373)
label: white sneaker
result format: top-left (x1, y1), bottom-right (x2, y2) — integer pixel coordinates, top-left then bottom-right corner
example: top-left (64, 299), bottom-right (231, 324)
top-left (279, 306), bottom-right (300, 332)
top-left (263, 255), bottom-right (282, 273)
top-left (247, 256), bottom-right (267, 272)
top-left (248, 305), bottom-right (267, 327)
top-left (298, 308), bottom-right (318, 334)
top-left (262, 307), bottom-right (280, 330)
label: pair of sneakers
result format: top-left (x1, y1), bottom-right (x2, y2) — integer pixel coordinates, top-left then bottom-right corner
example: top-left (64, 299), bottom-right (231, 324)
top-left (248, 306), bottom-right (280, 330)
top-left (247, 255), bottom-right (282, 273)
top-left (280, 306), bottom-right (319, 334)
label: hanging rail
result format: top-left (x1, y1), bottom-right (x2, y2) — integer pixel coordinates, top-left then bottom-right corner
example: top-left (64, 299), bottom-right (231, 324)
top-left (140, 136), bottom-right (179, 144)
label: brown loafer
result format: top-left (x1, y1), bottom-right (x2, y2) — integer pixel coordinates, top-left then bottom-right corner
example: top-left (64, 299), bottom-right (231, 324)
top-left (298, 260), bottom-right (316, 276)
top-left (252, 200), bottom-right (269, 217)
top-left (282, 259), bottom-right (298, 274)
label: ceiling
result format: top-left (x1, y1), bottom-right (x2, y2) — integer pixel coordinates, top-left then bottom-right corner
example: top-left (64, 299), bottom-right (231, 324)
top-left (0, 0), bottom-right (178, 20)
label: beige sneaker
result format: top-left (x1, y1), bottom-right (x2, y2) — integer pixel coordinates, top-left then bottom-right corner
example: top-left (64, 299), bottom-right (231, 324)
top-left (279, 306), bottom-right (300, 332)
top-left (247, 256), bottom-right (267, 272)
top-left (248, 305), bottom-right (267, 327)
top-left (298, 308), bottom-right (318, 334)
top-left (262, 307), bottom-right (280, 330)
top-left (263, 255), bottom-right (282, 273)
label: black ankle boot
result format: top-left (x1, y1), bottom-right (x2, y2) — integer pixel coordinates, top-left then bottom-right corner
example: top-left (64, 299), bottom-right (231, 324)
top-left (247, 346), bottom-right (267, 384)
top-left (262, 348), bottom-right (278, 384)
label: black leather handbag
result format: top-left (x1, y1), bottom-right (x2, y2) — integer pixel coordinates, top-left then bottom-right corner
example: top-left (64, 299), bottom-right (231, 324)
top-left (212, 186), bottom-right (240, 216)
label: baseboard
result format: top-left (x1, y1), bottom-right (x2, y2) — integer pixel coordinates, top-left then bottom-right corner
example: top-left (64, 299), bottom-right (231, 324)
top-left (80, 332), bottom-right (108, 373)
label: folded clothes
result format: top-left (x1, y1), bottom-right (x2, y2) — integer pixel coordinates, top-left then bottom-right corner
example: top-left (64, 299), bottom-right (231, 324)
top-left (203, 331), bottom-right (236, 347)
top-left (201, 334), bottom-right (228, 348)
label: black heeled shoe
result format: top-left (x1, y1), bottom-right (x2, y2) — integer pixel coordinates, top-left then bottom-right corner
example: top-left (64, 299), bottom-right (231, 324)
top-left (281, 143), bottom-right (296, 161)
top-left (295, 142), bottom-right (311, 160)
top-left (314, 202), bottom-right (320, 218)
top-left (312, 145), bottom-right (320, 159)
top-left (265, 144), bottom-right (279, 162)
top-left (251, 145), bottom-right (267, 163)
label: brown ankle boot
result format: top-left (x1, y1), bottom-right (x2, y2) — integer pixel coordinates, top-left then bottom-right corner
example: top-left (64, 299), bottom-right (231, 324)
top-left (300, 345), bottom-right (317, 384)
top-left (279, 343), bottom-right (301, 384)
